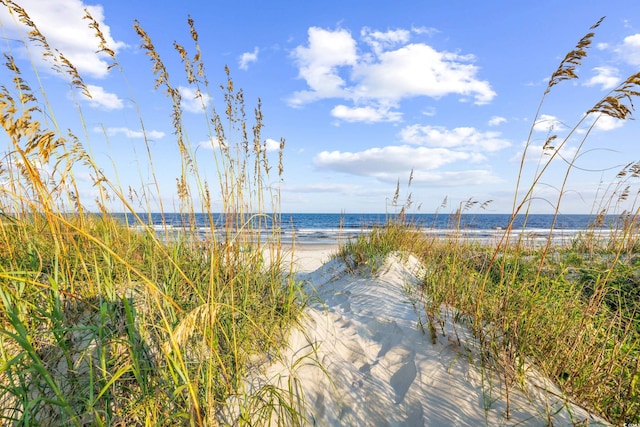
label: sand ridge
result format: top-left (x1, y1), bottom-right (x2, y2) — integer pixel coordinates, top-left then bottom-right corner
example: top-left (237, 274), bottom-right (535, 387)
top-left (220, 248), bottom-right (609, 426)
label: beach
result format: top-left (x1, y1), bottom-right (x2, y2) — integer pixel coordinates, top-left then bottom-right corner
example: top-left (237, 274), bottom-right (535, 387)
top-left (220, 244), bottom-right (609, 426)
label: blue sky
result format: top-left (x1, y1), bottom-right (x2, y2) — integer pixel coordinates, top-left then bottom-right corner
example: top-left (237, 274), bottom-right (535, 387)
top-left (1, 0), bottom-right (640, 214)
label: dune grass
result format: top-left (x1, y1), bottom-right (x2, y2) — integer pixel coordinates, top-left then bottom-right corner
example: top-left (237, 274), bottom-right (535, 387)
top-left (0, 3), bottom-right (305, 426)
top-left (343, 220), bottom-right (639, 424)
top-left (338, 18), bottom-right (640, 425)
top-left (1, 4), bottom-right (638, 426)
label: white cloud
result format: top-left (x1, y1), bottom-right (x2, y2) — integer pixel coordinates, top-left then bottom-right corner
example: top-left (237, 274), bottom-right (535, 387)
top-left (313, 145), bottom-right (501, 186)
top-left (100, 127), bottom-right (165, 140)
top-left (421, 107), bottom-right (437, 117)
top-left (399, 125), bottom-right (510, 152)
top-left (239, 47), bottom-right (259, 70)
top-left (179, 86), bottom-right (211, 113)
top-left (284, 182), bottom-right (360, 194)
top-left (591, 114), bottom-right (624, 131)
top-left (510, 113), bottom-right (624, 164)
top-left (616, 33), bottom-right (640, 66)
top-left (351, 43), bottom-right (495, 104)
top-left (411, 26), bottom-right (439, 36)
top-left (198, 138), bottom-right (222, 151)
top-left (264, 138), bottom-right (281, 151)
top-left (361, 27), bottom-right (411, 55)
top-left (199, 137), bottom-right (280, 152)
top-left (488, 116), bottom-right (507, 126)
top-left (525, 77), bottom-right (551, 88)
top-left (585, 66), bottom-right (620, 90)
top-left (533, 114), bottom-right (565, 132)
top-left (314, 145), bottom-right (484, 177)
top-left (289, 27), bottom-right (358, 106)
top-left (288, 26), bottom-right (496, 115)
top-left (407, 169), bottom-right (503, 186)
top-left (509, 140), bottom-right (578, 163)
top-left (313, 121), bottom-right (510, 186)
top-left (331, 104), bottom-right (402, 123)
top-left (196, 138), bottom-right (280, 152)
top-left (0, 0), bottom-right (125, 78)
top-left (84, 85), bottom-right (123, 110)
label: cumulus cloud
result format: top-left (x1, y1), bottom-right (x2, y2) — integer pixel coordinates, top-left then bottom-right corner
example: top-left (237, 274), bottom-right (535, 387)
top-left (509, 140), bottom-right (578, 163)
top-left (311, 117), bottom-right (513, 187)
top-left (360, 27), bottom-right (411, 55)
top-left (84, 85), bottom-right (124, 110)
top-left (591, 114), bottom-right (624, 131)
top-left (179, 86), bottom-right (211, 113)
top-left (488, 116), bottom-right (507, 126)
top-left (533, 114), bottom-right (566, 132)
top-left (407, 169), bottom-right (503, 186)
top-left (313, 145), bottom-right (501, 186)
top-left (264, 138), bottom-right (282, 151)
top-left (0, 0), bottom-right (125, 78)
top-left (533, 111), bottom-right (622, 136)
top-left (100, 127), bottom-right (165, 140)
top-left (288, 26), bottom-right (495, 119)
top-left (411, 26), bottom-right (439, 36)
top-left (198, 137), bottom-right (280, 152)
top-left (314, 145), bottom-right (484, 176)
top-left (585, 66), bottom-right (620, 90)
top-left (289, 27), bottom-right (358, 106)
top-left (239, 47), bottom-right (259, 70)
top-left (331, 104), bottom-right (402, 123)
top-left (617, 33), bottom-right (640, 66)
top-left (283, 182), bottom-right (361, 194)
top-left (399, 125), bottom-right (510, 152)
top-left (198, 138), bottom-right (222, 151)
top-left (421, 107), bottom-right (437, 117)
top-left (350, 44), bottom-right (494, 104)
top-left (312, 120), bottom-right (511, 186)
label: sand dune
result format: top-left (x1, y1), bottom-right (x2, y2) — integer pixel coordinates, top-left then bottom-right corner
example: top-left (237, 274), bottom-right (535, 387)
top-left (220, 246), bottom-right (609, 426)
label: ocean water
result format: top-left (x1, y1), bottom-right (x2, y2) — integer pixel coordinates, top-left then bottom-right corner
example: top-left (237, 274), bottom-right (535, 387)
top-left (112, 212), bottom-right (622, 245)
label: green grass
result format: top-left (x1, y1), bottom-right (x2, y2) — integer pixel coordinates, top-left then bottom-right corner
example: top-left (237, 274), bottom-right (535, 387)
top-left (336, 218), bottom-right (639, 424)
top-left (337, 16), bottom-right (640, 424)
top-left (0, 4), bottom-right (639, 426)
top-left (0, 4), bottom-right (306, 426)
top-left (336, 17), bottom-right (640, 424)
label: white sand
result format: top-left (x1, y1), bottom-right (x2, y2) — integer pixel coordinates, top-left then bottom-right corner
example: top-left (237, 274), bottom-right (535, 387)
top-left (220, 246), bottom-right (609, 426)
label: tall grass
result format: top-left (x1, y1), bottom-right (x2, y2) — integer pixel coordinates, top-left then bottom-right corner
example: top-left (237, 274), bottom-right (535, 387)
top-left (0, 2), bottom-right (304, 426)
top-left (338, 17), bottom-right (639, 425)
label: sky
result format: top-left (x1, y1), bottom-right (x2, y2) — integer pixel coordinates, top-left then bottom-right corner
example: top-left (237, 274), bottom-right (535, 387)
top-left (1, 0), bottom-right (640, 214)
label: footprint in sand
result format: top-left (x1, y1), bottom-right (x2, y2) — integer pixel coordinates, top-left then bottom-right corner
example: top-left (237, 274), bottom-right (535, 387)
top-left (374, 320), bottom-right (403, 358)
top-left (359, 362), bottom-right (371, 375)
top-left (339, 299), bottom-right (351, 313)
top-left (343, 338), bottom-right (367, 365)
top-left (389, 356), bottom-right (417, 404)
top-left (402, 404), bottom-right (424, 426)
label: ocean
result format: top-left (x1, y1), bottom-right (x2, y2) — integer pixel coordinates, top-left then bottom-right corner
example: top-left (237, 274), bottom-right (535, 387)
top-left (111, 212), bottom-right (623, 245)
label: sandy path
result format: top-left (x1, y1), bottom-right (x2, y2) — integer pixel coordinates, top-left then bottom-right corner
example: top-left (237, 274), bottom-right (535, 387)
top-left (221, 248), bottom-right (608, 426)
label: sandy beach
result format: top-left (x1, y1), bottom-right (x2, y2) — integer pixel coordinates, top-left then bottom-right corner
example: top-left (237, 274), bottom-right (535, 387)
top-left (220, 244), bottom-right (609, 426)
top-left (285, 243), bottom-right (342, 273)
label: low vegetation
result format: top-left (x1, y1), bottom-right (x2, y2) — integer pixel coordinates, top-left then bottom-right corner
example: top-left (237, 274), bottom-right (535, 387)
top-left (0, 3), bottom-right (638, 426)
top-left (340, 219), bottom-right (639, 424)
top-left (0, 3), bottom-right (302, 425)
top-left (339, 17), bottom-right (640, 425)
